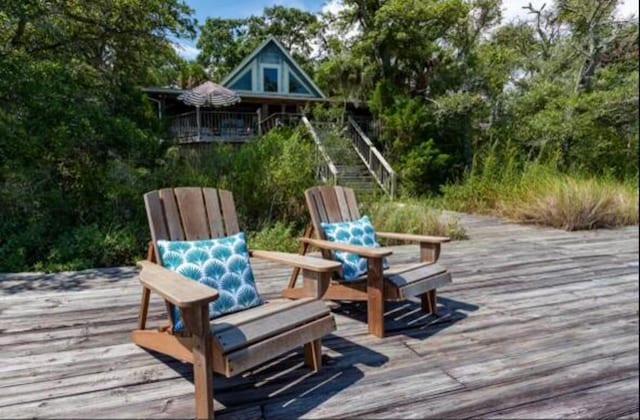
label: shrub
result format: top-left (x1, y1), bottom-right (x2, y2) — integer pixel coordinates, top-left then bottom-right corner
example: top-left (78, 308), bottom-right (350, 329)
top-left (34, 224), bottom-right (143, 272)
top-left (225, 128), bottom-right (317, 228)
top-left (248, 222), bottom-right (300, 253)
top-left (400, 140), bottom-right (452, 195)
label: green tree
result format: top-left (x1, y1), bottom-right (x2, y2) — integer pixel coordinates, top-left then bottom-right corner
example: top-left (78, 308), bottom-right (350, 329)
top-left (197, 6), bottom-right (321, 80)
top-left (0, 0), bottom-right (196, 271)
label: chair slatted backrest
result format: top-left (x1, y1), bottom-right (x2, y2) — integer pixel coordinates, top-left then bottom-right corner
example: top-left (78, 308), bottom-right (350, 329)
top-left (305, 186), bottom-right (361, 241)
top-left (144, 187), bottom-right (240, 262)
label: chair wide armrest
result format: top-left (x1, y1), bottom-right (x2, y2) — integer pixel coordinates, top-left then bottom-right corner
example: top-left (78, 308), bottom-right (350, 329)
top-left (251, 250), bottom-right (341, 273)
top-left (137, 261), bottom-right (219, 308)
top-left (376, 232), bottom-right (450, 244)
top-left (300, 238), bottom-right (393, 258)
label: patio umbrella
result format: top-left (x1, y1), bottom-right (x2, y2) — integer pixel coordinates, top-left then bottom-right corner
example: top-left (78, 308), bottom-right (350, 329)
top-left (177, 81), bottom-right (241, 141)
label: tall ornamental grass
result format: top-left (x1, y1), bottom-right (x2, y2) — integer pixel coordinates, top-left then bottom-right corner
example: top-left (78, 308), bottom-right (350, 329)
top-left (440, 144), bottom-right (639, 231)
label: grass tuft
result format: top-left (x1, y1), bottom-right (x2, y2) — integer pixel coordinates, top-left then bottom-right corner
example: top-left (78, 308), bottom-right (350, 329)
top-left (365, 200), bottom-right (468, 241)
top-left (512, 177), bottom-right (638, 230)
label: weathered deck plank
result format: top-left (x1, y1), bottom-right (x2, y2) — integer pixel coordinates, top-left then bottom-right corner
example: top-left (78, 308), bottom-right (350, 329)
top-left (0, 213), bottom-right (637, 419)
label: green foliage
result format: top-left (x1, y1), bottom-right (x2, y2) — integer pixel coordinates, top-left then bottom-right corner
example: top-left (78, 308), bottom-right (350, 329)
top-left (0, 1), bottom-right (191, 273)
top-left (248, 222), bottom-right (300, 253)
top-left (400, 140), bottom-right (451, 194)
top-left (226, 128), bottom-right (317, 227)
top-left (34, 225), bottom-right (143, 272)
top-left (0, 124), bottom-right (318, 272)
top-left (321, 0), bottom-right (638, 196)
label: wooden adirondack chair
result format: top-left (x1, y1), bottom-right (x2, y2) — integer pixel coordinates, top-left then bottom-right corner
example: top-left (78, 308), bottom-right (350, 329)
top-left (284, 186), bottom-right (452, 338)
top-left (132, 187), bottom-right (340, 419)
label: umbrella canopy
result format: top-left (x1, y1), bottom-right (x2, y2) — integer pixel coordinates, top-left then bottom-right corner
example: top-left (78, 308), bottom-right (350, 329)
top-left (177, 81), bottom-right (241, 108)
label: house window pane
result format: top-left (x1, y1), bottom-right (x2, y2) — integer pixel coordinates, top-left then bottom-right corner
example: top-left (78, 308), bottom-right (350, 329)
top-left (230, 70), bottom-right (252, 91)
top-left (263, 68), bottom-right (278, 92)
top-left (289, 73), bottom-right (310, 94)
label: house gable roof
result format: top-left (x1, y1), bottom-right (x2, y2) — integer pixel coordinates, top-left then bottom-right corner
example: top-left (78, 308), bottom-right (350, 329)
top-left (220, 36), bottom-right (326, 99)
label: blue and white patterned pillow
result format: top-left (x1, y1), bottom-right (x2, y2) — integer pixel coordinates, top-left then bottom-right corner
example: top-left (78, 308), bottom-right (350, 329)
top-left (156, 232), bottom-right (263, 332)
top-left (321, 216), bottom-right (389, 282)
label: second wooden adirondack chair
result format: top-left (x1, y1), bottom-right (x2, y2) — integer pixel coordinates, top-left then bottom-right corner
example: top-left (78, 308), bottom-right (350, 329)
top-left (284, 186), bottom-right (452, 338)
top-left (132, 187), bottom-right (341, 419)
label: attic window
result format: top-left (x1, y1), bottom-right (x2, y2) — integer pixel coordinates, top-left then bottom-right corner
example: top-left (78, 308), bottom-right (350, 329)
top-left (263, 68), bottom-right (278, 92)
top-left (230, 70), bottom-right (252, 91)
top-left (289, 73), bottom-right (310, 95)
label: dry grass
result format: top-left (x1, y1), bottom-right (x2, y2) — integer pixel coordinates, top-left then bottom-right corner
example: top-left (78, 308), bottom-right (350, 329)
top-left (510, 177), bottom-right (639, 230)
top-left (441, 159), bottom-right (639, 231)
top-left (365, 200), bottom-right (468, 241)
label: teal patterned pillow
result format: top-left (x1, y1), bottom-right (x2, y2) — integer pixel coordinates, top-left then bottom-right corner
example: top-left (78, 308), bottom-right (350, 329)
top-left (321, 216), bottom-right (389, 282)
top-left (156, 232), bottom-right (263, 332)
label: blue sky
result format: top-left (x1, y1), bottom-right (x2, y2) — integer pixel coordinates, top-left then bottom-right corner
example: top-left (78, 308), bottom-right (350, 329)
top-left (174, 0), bottom-right (639, 61)
top-left (186, 0), bottom-right (326, 21)
top-left (173, 0), bottom-right (327, 59)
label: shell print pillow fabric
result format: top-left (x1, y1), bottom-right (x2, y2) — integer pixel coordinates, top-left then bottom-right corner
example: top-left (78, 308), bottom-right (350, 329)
top-left (320, 216), bottom-right (389, 281)
top-left (156, 232), bottom-right (263, 332)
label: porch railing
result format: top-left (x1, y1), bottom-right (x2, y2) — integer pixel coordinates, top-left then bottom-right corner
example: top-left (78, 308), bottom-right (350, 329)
top-left (346, 116), bottom-right (396, 198)
top-left (169, 110), bottom-right (258, 142)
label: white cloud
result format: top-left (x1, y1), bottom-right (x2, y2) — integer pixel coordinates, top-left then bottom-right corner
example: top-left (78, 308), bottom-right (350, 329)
top-left (502, 0), bottom-right (638, 23)
top-left (615, 0), bottom-right (639, 18)
top-left (322, 0), bottom-right (345, 15)
top-left (320, 0), bottom-right (360, 42)
top-left (172, 41), bottom-right (200, 61)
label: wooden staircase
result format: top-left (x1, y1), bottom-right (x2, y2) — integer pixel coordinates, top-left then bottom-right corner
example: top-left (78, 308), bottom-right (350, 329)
top-left (324, 131), bottom-right (378, 194)
top-left (301, 117), bottom-right (396, 197)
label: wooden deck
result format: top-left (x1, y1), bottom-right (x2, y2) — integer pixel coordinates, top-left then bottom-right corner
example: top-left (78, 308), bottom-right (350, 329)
top-left (1, 214), bottom-right (638, 419)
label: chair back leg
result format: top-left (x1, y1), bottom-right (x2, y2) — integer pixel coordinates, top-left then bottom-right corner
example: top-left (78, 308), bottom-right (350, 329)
top-left (138, 287), bottom-right (151, 330)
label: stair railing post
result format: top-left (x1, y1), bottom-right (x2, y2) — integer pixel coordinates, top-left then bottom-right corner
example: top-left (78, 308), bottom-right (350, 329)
top-left (257, 108), bottom-right (262, 136)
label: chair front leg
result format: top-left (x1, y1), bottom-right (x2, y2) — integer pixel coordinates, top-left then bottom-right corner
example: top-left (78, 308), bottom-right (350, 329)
top-left (182, 304), bottom-right (215, 420)
top-left (302, 269), bottom-right (331, 298)
top-left (420, 289), bottom-right (438, 316)
top-left (367, 257), bottom-right (385, 338)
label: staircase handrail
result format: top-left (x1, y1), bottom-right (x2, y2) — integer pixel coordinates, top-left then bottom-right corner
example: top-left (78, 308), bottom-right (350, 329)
top-left (347, 116), bottom-right (397, 198)
top-left (301, 116), bottom-right (338, 184)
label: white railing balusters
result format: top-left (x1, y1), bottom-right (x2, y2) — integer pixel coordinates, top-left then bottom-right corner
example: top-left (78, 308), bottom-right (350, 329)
top-left (346, 116), bottom-right (396, 198)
